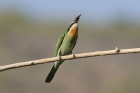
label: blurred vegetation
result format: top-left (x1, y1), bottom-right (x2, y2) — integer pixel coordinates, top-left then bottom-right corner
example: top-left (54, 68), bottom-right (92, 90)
top-left (0, 12), bottom-right (140, 93)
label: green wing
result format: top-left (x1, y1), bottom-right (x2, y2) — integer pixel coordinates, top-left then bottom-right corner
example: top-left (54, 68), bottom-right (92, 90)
top-left (54, 32), bottom-right (66, 56)
top-left (71, 40), bottom-right (77, 52)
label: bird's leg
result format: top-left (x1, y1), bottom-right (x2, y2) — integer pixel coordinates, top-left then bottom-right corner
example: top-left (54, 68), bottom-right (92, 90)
top-left (57, 52), bottom-right (62, 61)
top-left (70, 51), bottom-right (73, 54)
top-left (70, 51), bottom-right (76, 58)
top-left (58, 55), bottom-right (62, 61)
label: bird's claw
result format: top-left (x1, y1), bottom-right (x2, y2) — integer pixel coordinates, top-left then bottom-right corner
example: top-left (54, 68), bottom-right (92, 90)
top-left (58, 55), bottom-right (62, 61)
top-left (71, 53), bottom-right (76, 58)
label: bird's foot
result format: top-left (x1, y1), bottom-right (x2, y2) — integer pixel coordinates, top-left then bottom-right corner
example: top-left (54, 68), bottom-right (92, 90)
top-left (58, 55), bottom-right (62, 61)
top-left (71, 53), bottom-right (76, 58)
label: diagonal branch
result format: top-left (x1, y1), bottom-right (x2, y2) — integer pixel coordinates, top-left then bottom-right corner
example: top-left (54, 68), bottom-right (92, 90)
top-left (0, 47), bottom-right (140, 72)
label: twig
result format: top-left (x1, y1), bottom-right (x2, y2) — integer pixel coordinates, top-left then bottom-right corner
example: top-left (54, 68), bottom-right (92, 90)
top-left (0, 47), bottom-right (140, 72)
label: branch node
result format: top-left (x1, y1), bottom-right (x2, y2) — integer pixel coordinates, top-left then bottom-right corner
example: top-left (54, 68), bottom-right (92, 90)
top-left (31, 62), bottom-right (34, 65)
top-left (115, 46), bottom-right (120, 52)
top-left (101, 51), bottom-right (105, 56)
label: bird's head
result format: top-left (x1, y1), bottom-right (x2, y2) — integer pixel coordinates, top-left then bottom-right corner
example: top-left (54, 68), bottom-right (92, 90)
top-left (73, 14), bottom-right (81, 23)
top-left (67, 14), bottom-right (81, 32)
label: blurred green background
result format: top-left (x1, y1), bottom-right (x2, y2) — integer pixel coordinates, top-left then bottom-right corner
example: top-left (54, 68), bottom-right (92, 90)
top-left (0, 1), bottom-right (140, 93)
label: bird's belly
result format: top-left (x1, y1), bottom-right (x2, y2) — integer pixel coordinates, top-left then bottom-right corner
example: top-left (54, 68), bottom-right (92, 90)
top-left (60, 37), bottom-right (77, 55)
top-left (61, 42), bottom-right (74, 55)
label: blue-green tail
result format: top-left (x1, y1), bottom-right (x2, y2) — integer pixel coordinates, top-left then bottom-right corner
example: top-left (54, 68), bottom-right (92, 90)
top-left (45, 64), bottom-right (59, 83)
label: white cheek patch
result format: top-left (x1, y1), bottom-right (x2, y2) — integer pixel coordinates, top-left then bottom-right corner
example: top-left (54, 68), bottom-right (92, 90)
top-left (71, 23), bottom-right (78, 29)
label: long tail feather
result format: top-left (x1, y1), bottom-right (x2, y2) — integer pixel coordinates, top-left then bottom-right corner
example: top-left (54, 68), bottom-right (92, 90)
top-left (45, 64), bottom-right (59, 83)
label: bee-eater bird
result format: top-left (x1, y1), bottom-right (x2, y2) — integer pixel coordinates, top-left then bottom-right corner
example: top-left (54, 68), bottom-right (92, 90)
top-left (45, 14), bottom-right (81, 83)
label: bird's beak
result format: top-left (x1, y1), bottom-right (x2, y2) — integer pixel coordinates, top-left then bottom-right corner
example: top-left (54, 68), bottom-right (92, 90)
top-left (74, 14), bottom-right (82, 22)
top-left (77, 14), bottom-right (82, 19)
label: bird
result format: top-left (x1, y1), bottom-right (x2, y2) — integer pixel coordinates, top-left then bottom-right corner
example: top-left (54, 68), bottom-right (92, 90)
top-left (45, 14), bottom-right (81, 83)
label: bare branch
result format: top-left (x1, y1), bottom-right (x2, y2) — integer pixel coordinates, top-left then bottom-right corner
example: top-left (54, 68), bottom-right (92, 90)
top-left (0, 47), bottom-right (140, 72)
